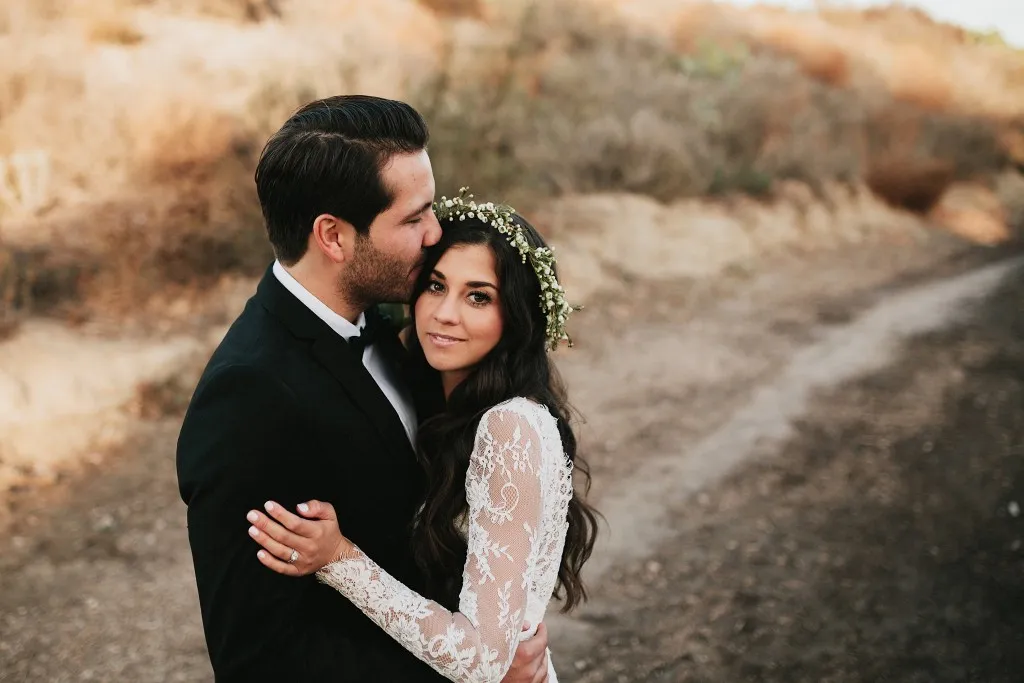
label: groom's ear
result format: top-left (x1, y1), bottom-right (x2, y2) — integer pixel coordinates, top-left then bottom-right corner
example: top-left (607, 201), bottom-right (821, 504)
top-left (310, 213), bottom-right (357, 264)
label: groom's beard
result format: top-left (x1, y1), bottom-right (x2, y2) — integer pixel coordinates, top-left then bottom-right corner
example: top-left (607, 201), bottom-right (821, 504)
top-left (341, 235), bottom-right (422, 310)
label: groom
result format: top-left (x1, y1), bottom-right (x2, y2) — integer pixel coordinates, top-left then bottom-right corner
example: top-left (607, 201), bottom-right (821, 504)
top-left (176, 95), bottom-right (549, 682)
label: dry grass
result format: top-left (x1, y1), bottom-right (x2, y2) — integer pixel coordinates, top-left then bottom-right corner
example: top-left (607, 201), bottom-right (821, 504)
top-left (0, 0), bottom-right (440, 321)
top-left (86, 16), bottom-right (145, 45)
top-left (0, 236), bottom-right (82, 340)
top-left (752, 18), bottom-right (852, 87)
top-left (144, 0), bottom-right (283, 22)
top-left (415, 0), bottom-right (484, 20)
top-left (0, 243), bottom-right (18, 340)
top-left (420, 1), bottom-right (1007, 205)
top-left (651, 1), bottom-right (1024, 120)
top-left (0, 0), bottom-right (1018, 331)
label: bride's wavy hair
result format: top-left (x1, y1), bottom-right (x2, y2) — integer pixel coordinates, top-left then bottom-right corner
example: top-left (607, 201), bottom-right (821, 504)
top-left (406, 213), bottom-right (599, 613)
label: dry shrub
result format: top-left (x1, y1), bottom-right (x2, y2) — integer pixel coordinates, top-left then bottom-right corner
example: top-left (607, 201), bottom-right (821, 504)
top-left (57, 0), bottom-right (146, 44)
top-left (866, 158), bottom-right (954, 213)
top-left (127, 98), bottom-right (242, 181)
top-left (756, 20), bottom-right (850, 87)
top-left (66, 0), bottom-right (147, 44)
top-left (915, 112), bottom-right (1009, 177)
top-left (0, 0), bottom-right (63, 34)
top-left (660, 2), bottom-right (1024, 120)
top-left (671, 5), bottom-right (849, 86)
top-left (883, 44), bottom-right (953, 111)
top-left (0, 33), bottom-right (130, 212)
top-left (0, 0), bottom-right (443, 319)
top-left (419, 0), bottom-right (860, 203)
top-left (131, 373), bottom-right (196, 419)
top-left (1000, 126), bottom-right (1024, 167)
top-left (0, 235), bottom-right (85, 336)
top-left (85, 17), bottom-right (145, 45)
top-left (995, 170), bottom-right (1024, 239)
top-left (821, 4), bottom-right (971, 47)
top-left (0, 240), bottom-right (19, 339)
top-left (74, 166), bottom-right (269, 317)
top-left (863, 102), bottom-right (1007, 179)
top-left (0, 0), bottom-right (1017, 323)
top-left (416, 0), bottom-right (485, 20)
top-left (4, 98), bottom-right (270, 321)
top-left (820, 9), bottom-right (1022, 119)
top-left (418, 0), bottom-right (1007, 207)
top-left (146, 0), bottom-right (283, 22)
top-left (670, 2), bottom-right (728, 43)
top-left (59, 199), bottom-right (268, 319)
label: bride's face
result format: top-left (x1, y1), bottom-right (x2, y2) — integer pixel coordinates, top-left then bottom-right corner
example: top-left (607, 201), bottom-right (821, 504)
top-left (414, 243), bottom-right (504, 382)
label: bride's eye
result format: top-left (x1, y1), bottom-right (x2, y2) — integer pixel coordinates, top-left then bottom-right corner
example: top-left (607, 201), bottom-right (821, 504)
top-left (468, 291), bottom-right (492, 306)
top-left (426, 279), bottom-right (445, 294)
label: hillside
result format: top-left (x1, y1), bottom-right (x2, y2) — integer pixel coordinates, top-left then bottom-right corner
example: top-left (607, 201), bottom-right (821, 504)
top-left (1, 0), bottom-right (1023, 330)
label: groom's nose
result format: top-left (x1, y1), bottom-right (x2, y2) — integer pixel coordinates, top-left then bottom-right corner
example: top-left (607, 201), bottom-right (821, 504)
top-left (423, 213), bottom-right (442, 247)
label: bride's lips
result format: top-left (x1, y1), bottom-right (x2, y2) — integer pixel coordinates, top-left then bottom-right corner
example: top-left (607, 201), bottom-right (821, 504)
top-left (425, 332), bottom-right (465, 348)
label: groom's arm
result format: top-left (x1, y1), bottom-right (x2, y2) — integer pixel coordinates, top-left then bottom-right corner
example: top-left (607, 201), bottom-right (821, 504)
top-left (177, 363), bottom-right (441, 682)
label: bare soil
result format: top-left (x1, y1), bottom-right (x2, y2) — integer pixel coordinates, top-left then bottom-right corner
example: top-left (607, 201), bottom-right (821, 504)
top-left (1, 237), bottom-right (1022, 683)
top-left (558, 254), bottom-right (1024, 682)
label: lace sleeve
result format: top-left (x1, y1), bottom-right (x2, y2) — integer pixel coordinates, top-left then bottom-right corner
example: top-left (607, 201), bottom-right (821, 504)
top-left (316, 402), bottom-right (546, 683)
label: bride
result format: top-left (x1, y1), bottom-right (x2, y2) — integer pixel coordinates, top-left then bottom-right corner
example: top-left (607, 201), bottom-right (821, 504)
top-left (244, 190), bottom-right (600, 682)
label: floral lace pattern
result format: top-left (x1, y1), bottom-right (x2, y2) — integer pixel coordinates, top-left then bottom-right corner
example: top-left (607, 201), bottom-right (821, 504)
top-left (316, 398), bottom-right (573, 683)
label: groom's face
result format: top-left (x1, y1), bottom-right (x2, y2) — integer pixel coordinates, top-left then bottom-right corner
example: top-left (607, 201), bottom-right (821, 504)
top-left (345, 150), bottom-right (441, 304)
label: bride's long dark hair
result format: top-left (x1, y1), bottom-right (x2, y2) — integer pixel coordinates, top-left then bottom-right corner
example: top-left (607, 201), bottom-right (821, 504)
top-left (406, 213), bottom-right (599, 613)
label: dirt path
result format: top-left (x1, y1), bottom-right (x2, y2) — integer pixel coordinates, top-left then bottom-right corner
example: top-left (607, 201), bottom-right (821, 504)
top-left (1, 238), bottom-right (1021, 682)
top-left (566, 256), bottom-right (1020, 587)
top-left (556, 256), bottom-right (1024, 682)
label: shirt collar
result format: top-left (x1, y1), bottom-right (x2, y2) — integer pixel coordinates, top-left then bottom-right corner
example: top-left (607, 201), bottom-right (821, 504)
top-left (272, 260), bottom-right (365, 340)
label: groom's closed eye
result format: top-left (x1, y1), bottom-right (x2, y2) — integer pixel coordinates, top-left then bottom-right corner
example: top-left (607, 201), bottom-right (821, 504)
top-left (401, 202), bottom-right (433, 224)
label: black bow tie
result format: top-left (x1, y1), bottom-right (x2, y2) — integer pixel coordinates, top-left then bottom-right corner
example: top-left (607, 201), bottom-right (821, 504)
top-left (346, 308), bottom-right (385, 357)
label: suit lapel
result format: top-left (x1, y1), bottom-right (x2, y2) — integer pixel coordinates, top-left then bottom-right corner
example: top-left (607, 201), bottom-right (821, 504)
top-left (373, 310), bottom-right (446, 426)
top-left (254, 267), bottom-right (416, 462)
top-left (309, 335), bottom-right (416, 461)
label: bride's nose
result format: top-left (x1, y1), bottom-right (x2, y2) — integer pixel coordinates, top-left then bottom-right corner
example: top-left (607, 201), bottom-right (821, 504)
top-left (432, 293), bottom-right (460, 325)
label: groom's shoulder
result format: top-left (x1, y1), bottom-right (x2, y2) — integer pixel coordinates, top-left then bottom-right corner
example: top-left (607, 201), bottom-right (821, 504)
top-left (208, 297), bottom-right (291, 364)
top-left (192, 304), bottom-right (293, 394)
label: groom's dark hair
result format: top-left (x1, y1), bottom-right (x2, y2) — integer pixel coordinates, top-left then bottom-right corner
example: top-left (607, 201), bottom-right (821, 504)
top-left (254, 95), bottom-right (430, 265)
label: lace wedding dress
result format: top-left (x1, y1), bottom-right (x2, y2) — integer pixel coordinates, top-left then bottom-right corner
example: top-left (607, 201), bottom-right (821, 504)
top-left (317, 397), bottom-right (573, 682)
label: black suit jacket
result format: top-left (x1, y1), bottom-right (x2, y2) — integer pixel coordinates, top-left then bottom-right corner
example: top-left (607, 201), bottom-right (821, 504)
top-left (176, 266), bottom-right (446, 682)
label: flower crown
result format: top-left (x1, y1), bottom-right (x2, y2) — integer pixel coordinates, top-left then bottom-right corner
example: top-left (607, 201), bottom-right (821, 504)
top-left (432, 188), bottom-right (580, 350)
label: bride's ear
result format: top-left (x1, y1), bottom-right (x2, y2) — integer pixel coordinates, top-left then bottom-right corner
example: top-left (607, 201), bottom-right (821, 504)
top-left (311, 213), bottom-right (357, 264)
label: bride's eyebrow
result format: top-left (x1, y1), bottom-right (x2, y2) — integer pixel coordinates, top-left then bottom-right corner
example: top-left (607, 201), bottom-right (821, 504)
top-left (431, 270), bottom-right (497, 290)
top-left (466, 280), bottom-right (497, 290)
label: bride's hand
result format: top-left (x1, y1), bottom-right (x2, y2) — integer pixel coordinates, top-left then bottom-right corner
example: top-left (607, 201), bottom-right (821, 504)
top-left (245, 500), bottom-right (353, 576)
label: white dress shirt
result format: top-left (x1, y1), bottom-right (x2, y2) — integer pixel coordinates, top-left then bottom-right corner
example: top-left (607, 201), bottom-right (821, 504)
top-left (272, 261), bottom-right (418, 446)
